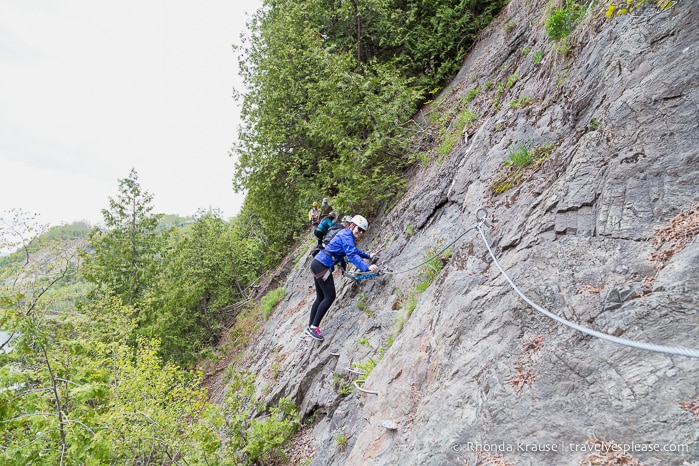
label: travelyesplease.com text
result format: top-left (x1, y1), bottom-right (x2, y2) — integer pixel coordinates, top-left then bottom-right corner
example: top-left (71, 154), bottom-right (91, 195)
top-left (451, 441), bottom-right (690, 455)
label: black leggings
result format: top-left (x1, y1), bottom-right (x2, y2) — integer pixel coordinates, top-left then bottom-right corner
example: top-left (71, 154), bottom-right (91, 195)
top-left (309, 259), bottom-right (336, 327)
top-left (314, 230), bottom-right (324, 247)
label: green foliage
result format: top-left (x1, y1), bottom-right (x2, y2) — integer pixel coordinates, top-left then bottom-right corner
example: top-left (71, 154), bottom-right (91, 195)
top-left (220, 370), bottom-right (300, 465)
top-left (235, 0), bottom-right (506, 249)
top-left (404, 223), bottom-right (415, 236)
top-left (416, 243), bottom-right (452, 292)
top-left (243, 397), bottom-right (300, 464)
top-left (140, 210), bottom-right (250, 363)
top-left (532, 50), bottom-right (544, 64)
top-left (410, 152), bottom-right (431, 166)
top-left (352, 353), bottom-right (379, 380)
top-left (504, 143), bottom-right (535, 167)
top-left (81, 168), bottom-right (164, 307)
top-left (261, 287), bottom-right (286, 319)
top-left (392, 244), bottom-right (451, 335)
top-left (605, 0), bottom-right (675, 17)
top-left (458, 108), bottom-right (479, 127)
top-left (1, 198), bottom-right (314, 466)
top-left (463, 86), bottom-right (480, 104)
top-left (38, 221), bottom-right (92, 244)
top-left (509, 95), bottom-right (532, 109)
top-left (335, 431), bottom-right (350, 450)
top-left (333, 373), bottom-right (354, 396)
top-left (158, 213), bottom-right (194, 231)
top-left (75, 170), bottom-right (279, 366)
top-left (437, 131), bottom-right (460, 160)
top-left (0, 209), bottom-right (49, 268)
top-left (351, 340), bottom-right (387, 387)
top-left (545, 1), bottom-right (586, 40)
top-left (404, 294), bottom-right (419, 318)
top-left (356, 291), bottom-right (374, 317)
top-left (490, 142), bottom-right (556, 193)
top-left (556, 39), bottom-right (572, 57)
top-left (428, 99), bottom-right (478, 164)
top-left (502, 73), bottom-right (521, 95)
top-left (0, 246), bottom-right (217, 465)
top-left (491, 72), bottom-right (521, 111)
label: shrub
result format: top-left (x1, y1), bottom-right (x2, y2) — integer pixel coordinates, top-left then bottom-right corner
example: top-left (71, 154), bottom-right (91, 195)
top-left (546, 1), bottom-right (586, 40)
top-left (532, 50), bottom-right (544, 64)
top-left (243, 397), bottom-right (300, 464)
top-left (458, 109), bottom-right (479, 127)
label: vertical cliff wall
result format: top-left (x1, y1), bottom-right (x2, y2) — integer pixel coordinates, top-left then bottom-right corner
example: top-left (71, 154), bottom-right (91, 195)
top-left (230, 0), bottom-right (698, 464)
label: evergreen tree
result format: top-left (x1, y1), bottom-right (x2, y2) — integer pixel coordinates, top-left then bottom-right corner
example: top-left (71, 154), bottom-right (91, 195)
top-left (82, 168), bottom-right (164, 307)
top-left (233, 0), bottom-right (504, 250)
top-left (141, 210), bottom-right (243, 363)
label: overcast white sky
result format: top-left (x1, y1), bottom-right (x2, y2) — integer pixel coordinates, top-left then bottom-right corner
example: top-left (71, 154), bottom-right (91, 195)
top-left (0, 0), bottom-right (262, 227)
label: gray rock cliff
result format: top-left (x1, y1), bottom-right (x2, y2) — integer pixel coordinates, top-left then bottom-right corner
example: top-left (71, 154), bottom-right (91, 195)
top-left (230, 0), bottom-right (699, 464)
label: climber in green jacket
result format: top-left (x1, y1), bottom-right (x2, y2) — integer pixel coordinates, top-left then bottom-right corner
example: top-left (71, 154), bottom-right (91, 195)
top-left (313, 211), bottom-right (336, 248)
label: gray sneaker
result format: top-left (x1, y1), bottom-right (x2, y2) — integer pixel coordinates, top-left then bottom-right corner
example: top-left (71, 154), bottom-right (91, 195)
top-left (305, 327), bottom-right (324, 341)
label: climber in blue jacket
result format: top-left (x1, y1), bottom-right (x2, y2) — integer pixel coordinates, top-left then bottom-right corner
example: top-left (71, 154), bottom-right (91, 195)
top-left (306, 215), bottom-right (379, 341)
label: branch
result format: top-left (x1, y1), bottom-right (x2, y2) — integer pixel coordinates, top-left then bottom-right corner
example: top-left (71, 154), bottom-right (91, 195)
top-left (54, 377), bottom-right (83, 388)
top-left (41, 345), bottom-right (68, 460)
top-left (63, 418), bottom-right (97, 435)
top-left (0, 332), bottom-right (15, 352)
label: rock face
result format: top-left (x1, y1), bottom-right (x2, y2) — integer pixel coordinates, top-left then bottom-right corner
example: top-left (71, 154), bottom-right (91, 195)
top-left (235, 1), bottom-right (699, 464)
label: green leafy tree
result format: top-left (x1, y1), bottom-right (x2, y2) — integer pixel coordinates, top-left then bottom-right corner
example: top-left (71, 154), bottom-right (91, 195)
top-left (141, 211), bottom-right (249, 363)
top-left (0, 214), bottom-right (220, 465)
top-left (234, 0), bottom-right (504, 250)
top-left (0, 213), bottom-right (109, 464)
top-left (218, 370), bottom-right (299, 465)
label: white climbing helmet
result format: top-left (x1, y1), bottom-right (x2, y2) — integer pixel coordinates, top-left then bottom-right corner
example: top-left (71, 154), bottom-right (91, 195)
top-left (351, 215), bottom-right (368, 231)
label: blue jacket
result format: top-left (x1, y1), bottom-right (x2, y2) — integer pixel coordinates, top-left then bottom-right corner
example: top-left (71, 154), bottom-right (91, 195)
top-left (314, 217), bottom-right (335, 235)
top-left (316, 228), bottom-right (371, 272)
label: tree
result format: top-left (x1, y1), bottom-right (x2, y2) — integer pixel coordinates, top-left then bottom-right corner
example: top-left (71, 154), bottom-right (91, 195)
top-left (140, 211), bottom-right (244, 363)
top-left (0, 212), bottom-right (113, 464)
top-left (0, 213), bottom-right (220, 465)
top-left (0, 210), bottom-right (302, 465)
top-left (81, 168), bottom-right (164, 307)
top-left (233, 0), bottom-right (504, 249)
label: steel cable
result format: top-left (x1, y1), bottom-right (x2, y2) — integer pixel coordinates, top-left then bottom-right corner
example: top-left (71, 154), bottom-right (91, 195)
top-left (476, 223), bottom-right (699, 359)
